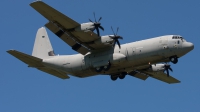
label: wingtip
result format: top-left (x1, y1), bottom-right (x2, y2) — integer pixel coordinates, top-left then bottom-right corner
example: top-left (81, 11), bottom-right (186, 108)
top-left (63, 76), bottom-right (70, 79)
top-left (6, 49), bottom-right (15, 53)
top-left (169, 81), bottom-right (181, 84)
top-left (30, 0), bottom-right (43, 6)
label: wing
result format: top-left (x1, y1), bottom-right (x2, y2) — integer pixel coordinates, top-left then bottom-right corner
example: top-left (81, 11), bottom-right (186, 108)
top-left (129, 71), bottom-right (149, 81)
top-left (7, 50), bottom-right (43, 67)
top-left (45, 22), bottom-right (89, 55)
top-left (128, 70), bottom-right (180, 84)
top-left (30, 1), bottom-right (79, 29)
top-left (37, 67), bottom-right (70, 79)
top-left (143, 71), bottom-right (180, 84)
top-left (30, 1), bottom-right (104, 55)
top-left (7, 50), bottom-right (70, 79)
top-left (126, 64), bottom-right (180, 84)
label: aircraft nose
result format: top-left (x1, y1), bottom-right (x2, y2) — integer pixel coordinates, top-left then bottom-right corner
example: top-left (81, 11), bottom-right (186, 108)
top-left (182, 42), bottom-right (194, 51)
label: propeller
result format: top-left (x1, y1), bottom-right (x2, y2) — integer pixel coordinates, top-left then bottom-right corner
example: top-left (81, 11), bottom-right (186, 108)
top-left (109, 26), bottom-right (123, 49)
top-left (164, 64), bottom-right (173, 77)
top-left (89, 12), bottom-right (104, 36)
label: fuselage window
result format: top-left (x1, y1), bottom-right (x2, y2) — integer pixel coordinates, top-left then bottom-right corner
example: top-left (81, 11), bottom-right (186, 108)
top-left (177, 40), bottom-right (180, 44)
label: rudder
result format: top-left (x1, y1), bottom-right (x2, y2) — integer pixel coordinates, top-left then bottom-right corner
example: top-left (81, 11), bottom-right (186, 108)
top-left (32, 27), bottom-right (55, 59)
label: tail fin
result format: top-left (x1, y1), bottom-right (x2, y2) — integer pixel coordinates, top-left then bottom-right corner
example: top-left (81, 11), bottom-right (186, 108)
top-left (32, 27), bottom-right (55, 59)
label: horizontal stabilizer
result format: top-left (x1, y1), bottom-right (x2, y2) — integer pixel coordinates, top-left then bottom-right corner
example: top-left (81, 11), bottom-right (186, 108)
top-left (7, 50), bottom-right (70, 79)
top-left (37, 67), bottom-right (70, 79)
top-left (7, 50), bottom-right (43, 67)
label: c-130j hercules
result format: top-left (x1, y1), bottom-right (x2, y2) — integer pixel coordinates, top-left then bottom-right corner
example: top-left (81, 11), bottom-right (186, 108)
top-left (7, 1), bottom-right (194, 84)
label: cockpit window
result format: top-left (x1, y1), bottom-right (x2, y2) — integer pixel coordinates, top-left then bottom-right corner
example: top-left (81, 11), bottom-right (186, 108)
top-left (172, 35), bottom-right (186, 42)
top-left (172, 35), bottom-right (184, 40)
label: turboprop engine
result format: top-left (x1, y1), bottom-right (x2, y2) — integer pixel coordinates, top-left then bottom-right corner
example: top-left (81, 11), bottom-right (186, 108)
top-left (93, 35), bottom-right (114, 46)
top-left (74, 22), bottom-right (95, 32)
top-left (74, 13), bottom-right (104, 36)
top-left (149, 64), bottom-right (165, 72)
top-left (149, 64), bottom-right (173, 77)
top-left (93, 27), bottom-right (123, 48)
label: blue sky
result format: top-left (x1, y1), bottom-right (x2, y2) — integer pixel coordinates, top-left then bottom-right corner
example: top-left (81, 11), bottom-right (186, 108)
top-left (1, 0), bottom-right (200, 112)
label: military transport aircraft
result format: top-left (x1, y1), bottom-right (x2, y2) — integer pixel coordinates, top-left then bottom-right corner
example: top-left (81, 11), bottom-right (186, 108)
top-left (7, 1), bottom-right (194, 84)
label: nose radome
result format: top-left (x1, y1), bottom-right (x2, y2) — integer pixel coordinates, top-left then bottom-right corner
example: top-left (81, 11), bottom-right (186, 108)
top-left (188, 42), bottom-right (194, 50)
top-left (183, 42), bottom-right (194, 51)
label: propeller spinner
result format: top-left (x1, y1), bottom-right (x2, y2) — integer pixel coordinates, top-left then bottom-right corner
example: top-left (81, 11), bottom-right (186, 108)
top-left (89, 12), bottom-right (104, 36)
top-left (109, 26), bottom-right (123, 49)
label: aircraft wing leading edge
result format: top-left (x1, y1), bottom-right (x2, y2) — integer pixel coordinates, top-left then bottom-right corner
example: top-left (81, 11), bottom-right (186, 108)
top-left (30, 1), bottom-right (79, 29)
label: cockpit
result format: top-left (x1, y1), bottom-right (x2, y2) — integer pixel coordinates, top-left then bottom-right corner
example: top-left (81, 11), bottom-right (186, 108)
top-left (169, 35), bottom-right (194, 58)
top-left (172, 35), bottom-right (186, 42)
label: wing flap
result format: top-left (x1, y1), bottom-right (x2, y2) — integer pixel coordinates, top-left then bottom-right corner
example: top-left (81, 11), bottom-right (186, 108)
top-left (45, 22), bottom-right (89, 55)
top-left (129, 71), bottom-right (149, 80)
top-left (144, 71), bottom-right (180, 84)
top-left (71, 30), bottom-right (99, 42)
top-left (30, 1), bottom-right (79, 29)
top-left (7, 50), bottom-right (43, 67)
top-left (45, 22), bottom-right (76, 46)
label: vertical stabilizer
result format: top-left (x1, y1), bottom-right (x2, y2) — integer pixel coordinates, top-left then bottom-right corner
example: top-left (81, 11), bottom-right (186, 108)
top-left (32, 27), bottom-right (54, 59)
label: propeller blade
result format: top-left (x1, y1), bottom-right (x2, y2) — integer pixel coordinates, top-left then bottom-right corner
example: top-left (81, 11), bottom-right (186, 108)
top-left (89, 13), bottom-right (104, 36)
top-left (113, 40), bottom-right (116, 47)
top-left (110, 26), bottom-right (123, 49)
top-left (169, 67), bottom-right (173, 72)
top-left (98, 17), bottom-right (102, 22)
top-left (99, 25), bottom-right (104, 31)
top-left (96, 27), bottom-right (100, 36)
top-left (111, 26), bottom-right (115, 35)
top-left (166, 69), bottom-right (169, 77)
top-left (93, 12), bottom-right (97, 22)
top-left (116, 27), bottom-right (119, 35)
top-left (89, 19), bottom-right (93, 22)
top-left (118, 36), bottom-right (123, 40)
top-left (116, 39), bottom-right (121, 49)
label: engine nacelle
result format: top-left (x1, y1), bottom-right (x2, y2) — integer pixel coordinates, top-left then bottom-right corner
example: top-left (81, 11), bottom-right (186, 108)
top-left (149, 64), bottom-right (165, 72)
top-left (93, 35), bottom-right (114, 46)
top-left (74, 22), bottom-right (95, 31)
